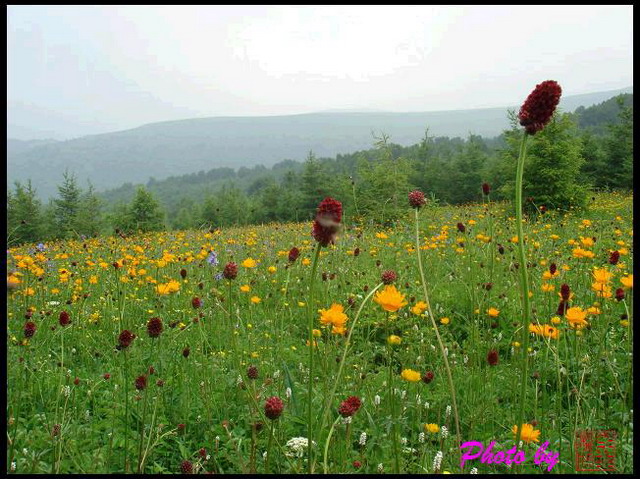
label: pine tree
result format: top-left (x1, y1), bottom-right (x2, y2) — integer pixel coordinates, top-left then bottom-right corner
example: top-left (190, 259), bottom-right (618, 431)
top-left (604, 98), bottom-right (633, 189)
top-left (300, 151), bottom-right (329, 216)
top-left (127, 186), bottom-right (165, 232)
top-left (76, 183), bottom-right (103, 237)
top-left (54, 170), bottom-right (82, 239)
top-left (7, 180), bottom-right (43, 245)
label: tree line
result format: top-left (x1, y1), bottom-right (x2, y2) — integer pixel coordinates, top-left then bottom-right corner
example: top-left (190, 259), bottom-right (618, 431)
top-left (6, 95), bottom-right (632, 245)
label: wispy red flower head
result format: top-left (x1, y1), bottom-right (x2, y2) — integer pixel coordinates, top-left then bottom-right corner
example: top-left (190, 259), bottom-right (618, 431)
top-left (135, 375), bottom-right (147, 390)
top-left (609, 251), bottom-right (620, 265)
top-left (264, 396), bottom-right (284, 420)
top-left (560, 283), bottom-right (571, 301)
top-left (180, 460), bottom-right (193, 474)
top-left (381, 270), bottom-right (397, 285)
top-left (118, 329), bottom-right (136, 348)
top-left (338, 396), bottom-right (362, 417)
top-left (191, 297), bottom-right (202, 309)
top-left (616, 288), bottom-right (625, 301)
top-left (312, 197), bottom-right (342, 247)
top-left (180, 268), bottom-right (187, 279)
top-left (556, 300), bottom-right (568, 316)
top-left (24, 321), bottom-right (36, 338)
top-left (549, 263), bottom-right (557, 275)
top-left (457, 222), bottom-right (466, 233)
top-left (223, 262), bottom-right (238, 280)
top-left (482, 182), bottom-right (491, 196)
top-left (147, 317), bottom-right (163, 338)
top-left (422, 371), bottom-right (435, 384)
top-left (487, 349), bottom-right (499, 366)
top-left (408, 190), bottom-right (426, 209)
top-left (518, 80), bottom-right (562, 135)
top-left (59, 311), bottom-right (71, 327)
top-left (288, 247), bottom-right (300, 263)
top-left (247, 365), bottom-right (258, 380)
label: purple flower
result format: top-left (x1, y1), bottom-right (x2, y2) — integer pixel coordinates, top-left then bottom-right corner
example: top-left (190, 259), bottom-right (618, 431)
top-left (214, 272), bottom-right (224, 281)
top-left (36, 243), bottom-right (46, 252)
top-left (206, 251), bottom-right (219, 266)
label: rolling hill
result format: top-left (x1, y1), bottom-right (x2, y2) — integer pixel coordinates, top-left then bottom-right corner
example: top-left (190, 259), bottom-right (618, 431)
top-left (7, 86), bottom-right (632, 200)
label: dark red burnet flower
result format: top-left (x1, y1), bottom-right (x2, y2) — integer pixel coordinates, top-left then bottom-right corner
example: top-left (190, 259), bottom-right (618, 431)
top-left (560, 283), bottom-right (571, 301)
top-left (103, 373), bottom-right (111, 380)
top-left (192, 297), bottom-right (202, 309)
top-left (556, 300), bottom-right (568, 316)
top-left (247, 365), bottom-right (258, 380)
top-left (147, 317), bottom-right (163, 338)
top-left (74, 377), bottom-right (80, 385)
top-left (177, 423), bottom-right (186, 432)
top-left (24, 321), bottom-right (36, 338)
top-left (609, 251), bottom-right (620, 265)
top-left (51, 423), bottom-right (61, 437)
top-left (422, 371), bottom-right (435, 384)
top-left (408, 190), bottom-right (426, 209)
top-left (180, 268), bottom-right (187, 279)
top-left (353, 247), bottom-right (360, 257)
top-left (312, 197), bottom-right (342, 247)
top-left (353, 460), bottom-right (362, 469)
top-left (497, 244), bottom-right (505, 255)
top-left (223, 262), bottom-right (238, 280)
top-left (338, 396), bottom-right (362, 417)
top-left (482, 182), bottom-right (491, 196)
top-left (180, 460), bottom-right (193, 474)
top-left (549, 263), bottom-right (557, 275)
top-left (487, 349), bottom-right (499, 366)
top-left (59, 311), bottom-right (71, 327)
top-left (457, 222), bottom-right (466, 233)
top-left (199, 447), bottom-right (207, 458)
top-left (288, 247), bottom-right (300, 263)
top-left (182, 347), bottom-right (190, 358)
top-left (518, 80), bottom-right (562, 135)
top-left (381, 270), bottom-right (397, 285)
top-left (615, 288), bottom-right (625, 301)
top-left (118, 329), bottom-right (136, 348)
top-left (135, 375), bottom-right (147, 390)
top-left (264, 396), bottom-right (284, 420)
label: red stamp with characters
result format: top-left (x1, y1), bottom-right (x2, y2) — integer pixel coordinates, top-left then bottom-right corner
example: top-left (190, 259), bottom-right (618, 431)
top-left (574, 429), bottom-right (617, 472)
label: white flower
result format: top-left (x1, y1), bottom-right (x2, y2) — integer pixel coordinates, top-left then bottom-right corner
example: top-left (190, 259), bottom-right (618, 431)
top-left (62, 385), bottom-right (71, 397)
top-left (401, 390), bottom-right (407, 399)
top-left (22, 448), bottom-right (28, 455)
top-left (497, 332), bottom-right (503, 341)
top-left (359, 432), bottom-right (367, 446)
top-left (463, 355), bottom-right (469, 365)
top-left (441, 425), bottom-right (449, 439)
top-left (418, 432), bottom-right (425, 443)
top-left (445, 405), bottom-right (451, 417)
top-left (424, 401), bottom-right (430, 409)
top-left (374, 395), bottom-right (381, 406)
top-left (400, 437), bottom-right (408, 445)
top-left (236, 375), bottom-right (243, 385)
top-left (444, 347), bottom-right (448, 356)
top-left (285, 387), bottom-right (292, 399)
top-left (71, 348), bottom-right (77, 354)
top-left (273, 370), bottom-right (280, 379)
top-left (470, 467), bottom-right (478, 474)
top-left (284, 437), bottom-right (316, 458)
top-left (432, 451), bottom-right (443, 472)
top-left (341, 416), bottom-right (352, 425)
top-left (10, 462), bottom-right (16, 471)
top-left (377, 463), bottom-right (384, 473)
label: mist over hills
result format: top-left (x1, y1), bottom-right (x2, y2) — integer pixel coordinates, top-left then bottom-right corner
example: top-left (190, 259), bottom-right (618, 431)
top-left (7, 86), bottom-right (632, 200)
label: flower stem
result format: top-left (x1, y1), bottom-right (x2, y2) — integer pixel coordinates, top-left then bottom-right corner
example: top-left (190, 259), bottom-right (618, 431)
top-left (514, 131), bottom-right (531, 450)
top-left (414, 208), bottom-right (462, 457)
top-left (307, 242), bottom-right (322, 474)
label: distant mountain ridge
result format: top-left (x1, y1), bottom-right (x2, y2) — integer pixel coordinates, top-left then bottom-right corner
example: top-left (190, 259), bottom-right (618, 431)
top-left (7, 86), bottom-right (632, 200)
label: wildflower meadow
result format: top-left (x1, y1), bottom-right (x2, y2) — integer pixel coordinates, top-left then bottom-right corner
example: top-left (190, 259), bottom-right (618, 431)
top-left (6, 83), bottom-right (634, 474)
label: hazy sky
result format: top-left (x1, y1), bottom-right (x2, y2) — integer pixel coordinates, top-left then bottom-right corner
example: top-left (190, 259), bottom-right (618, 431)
top-left (7, 5), bottom-right (633, 140)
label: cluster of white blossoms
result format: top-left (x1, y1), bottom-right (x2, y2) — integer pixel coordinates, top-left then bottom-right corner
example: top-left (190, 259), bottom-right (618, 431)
top-left (284, 437), bottom-right (316, 458)
top-left (432, 451), bottom-right (443, 472)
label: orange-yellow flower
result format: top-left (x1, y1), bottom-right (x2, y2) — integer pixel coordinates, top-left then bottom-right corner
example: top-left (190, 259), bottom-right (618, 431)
top-left (250, 296), bottom-right (261, 304)
top-left (401, 369), bottom-right (421, 382)
top-left (319, 303), bottom-right (348, 328)
top-left (512, 423), bottom-right (541, 444)
top-left (411, 301), bottom-right (428, 315)
top-left (374, 285), bottom-right (407, 312)
top-left (621, 274), bottom-right (633, 289)
top-left (487, 307), bottom-right (500, 318)
top-left (242, 258), bottom-right (258, 268)
top-left (565, 307), bottom-right (588, 329)
top-left (529, 323), bottom-right (559, 339)
top-left (592, 268), bottom-right (613, 284)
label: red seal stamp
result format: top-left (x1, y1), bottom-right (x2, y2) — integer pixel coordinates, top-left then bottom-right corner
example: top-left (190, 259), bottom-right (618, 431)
top-left (574, 429), bottom-right (617, 471)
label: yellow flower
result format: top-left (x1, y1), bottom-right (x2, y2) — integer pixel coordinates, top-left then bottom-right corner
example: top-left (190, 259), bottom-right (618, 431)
top-left (512, 423), bottom-right (541, 444)
top-left (411, 301), bottom-right (428, 315)
top-left (565, 307), bottom-right (588, 329)
top-left (319, 303), bottom-right (348, 328)
top-left (400, 369), bottom-right (421, 382)
top-left (592, 268), bottom-right (613, 284)
top-left (528, 323), bottom-right (559, 339)
top-left (440, 317), bottom-right (450, 325)
top-left (551, 316), bottom-right (561, 325)
top-left (376, 232), bottom-right (388, 239)
top-left (302, 258), bottom-right (311, 266)
top-left (268, 266), bottom-right (277, 273)
top-left (312, 329), bottom-right (322, 337)
top-left (89, 275), bottom-right (98, 284)
top-left (374, 285), bottom-right (407, 312)
top-left (425, 423), bottom-right (440, 434)
top-left (541, 283), bottom-right (555, 293)
top-left (242, 258), bottom-right (258, 268)
top-left (240, 284), bottom-right (251, 292)
top-left (572, 247), bottom-right (595, 259)
top-left (387, 335), bottom-right (402, 345)
top-left (167, 280), bottom-right (180, 292)
top-left (331, 325), bottom-right (346, 335)
top-left (621, 274), bottom-right (633, 289)
top-left (250, 296), bottom-right (261, 304)
top-left (156, 283), bottom-right (171, 295)
top-left (580, 236), bottom-right (594, 247)
top-left (487, 307), bottom-right (500, 318)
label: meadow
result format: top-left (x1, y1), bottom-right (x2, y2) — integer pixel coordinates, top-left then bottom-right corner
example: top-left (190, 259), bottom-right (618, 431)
top-left (6, 191), bottom-right (633, 474)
